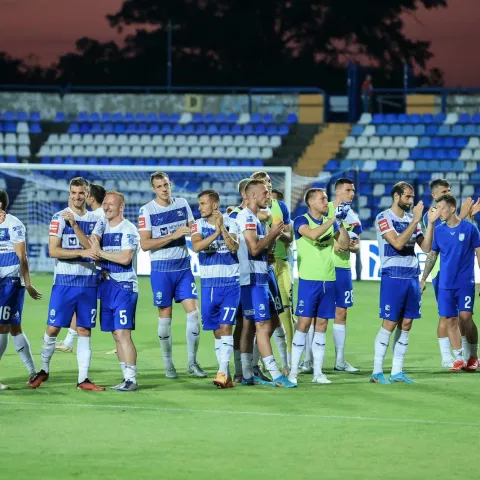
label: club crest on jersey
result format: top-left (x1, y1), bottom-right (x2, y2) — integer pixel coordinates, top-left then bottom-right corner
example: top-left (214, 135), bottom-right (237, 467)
top-left (114, 234), bottom-right (121, 243)
top-left (177, 211), bottom-right (184, 217)
top-left (259, 304), bottom-right (265, 311)
top-left (299, 300), bottom-right (304, 307)
top-left (0, 230), bottom-right (5, 240)
top-left (49, 309), bottom-right (56, 318)
top-left (459, 233), bottom-right (465, 242)
top-left (126, 234), bottom-right (136, 245)
top-left (156, 292), bottom-right (162, 301)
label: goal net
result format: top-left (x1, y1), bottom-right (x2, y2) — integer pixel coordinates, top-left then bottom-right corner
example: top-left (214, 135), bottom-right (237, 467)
top-left (0, 163), bottom-right (331, 273)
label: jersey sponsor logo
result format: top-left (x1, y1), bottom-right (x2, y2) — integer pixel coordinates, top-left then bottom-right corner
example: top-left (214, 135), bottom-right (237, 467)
top-left (138, 217), bottom-right (146, 229)
top-left (177, 211), bottom-right (184, 217)
top-left (459, 233), bottom-right (465, 242)
top-left (191, 223), bottom-right (199, 234)
top-left (126, 234), bottom-right (136, 245)
top-left (69, 237), bottom-right (77, 246)
top-left (50, 221), bottom-right (60, 234)
top-left (160, 227), bottom-right (169, 236)
top-left (378, 219), bottom-right (389, 233)
top-left (245, 223), bottom-right (256, 230)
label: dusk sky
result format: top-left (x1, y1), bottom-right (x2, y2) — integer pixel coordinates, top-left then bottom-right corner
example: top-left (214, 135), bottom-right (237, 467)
top-left (0, 0), bottom-right (478, 87)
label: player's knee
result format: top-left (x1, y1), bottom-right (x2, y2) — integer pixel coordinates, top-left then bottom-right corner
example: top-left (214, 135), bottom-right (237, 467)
top-left (296, 317), bottom-right (311, 333)
top-left (9, 324), bottom-right (22, 336)
top-left (314, 318), bottom-right (328, 332)
top-left (77, 326), bottom-right (91, 337)
top-left (335, 307), bottom-right (347, 324)
top-left (46, 326), bottom-right (60, 337)
top-left (0, 325), bottom-right (9, 334)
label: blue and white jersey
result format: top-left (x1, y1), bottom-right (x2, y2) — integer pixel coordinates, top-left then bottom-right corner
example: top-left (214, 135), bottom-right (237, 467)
top-left (191, 215), bottom-right (240, 288)
top-left (0, 214), bottom-right (25, 286)
top-left (236, 208), bottom-right (268, 286)
top-left (93, 219), bottom-right (140, 292)
top-left (49, 208), bottom-right (100, 287)
top-left (375, 208), bottom-right (423, 279)
top-left (138, 197), bottom-right (194, 272)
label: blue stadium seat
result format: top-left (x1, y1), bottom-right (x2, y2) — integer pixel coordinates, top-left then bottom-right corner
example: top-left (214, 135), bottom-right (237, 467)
top-left (30, 123), bottom-right (41, 134)
top-left (397, 114), bottom-right (408, 124)
top-left (227, 113), bottom-right (239, 123)
top-left (384, 114), bottom-right (396, 124)
top-left (101, 113), bottom-right (112, 122)
top-left (451, 161), bottom-right (465, 172)
top-left (416, 160), bottom-right (428, 171)
top-left (137, 123), bottom-right (148, 134)
top-left (16, 111), bottom-right (27, 121)
top-left (89, 113), bottom-right (100, 122)
top-left (242, 124), bottom-right (253, 135)
top-left (204, 114), bottom-right (215, 124)
top-left (423, 148), bottom-right (434, 159)
top-left (146, 113), bottom-right (157, 123)
top-left (158, 113), bottom-right (170, 123)
top-left (195, 124), bottom-right (207, 135)
top-left (456, 137), bottom-right (468, 148)
top-left (409, 114), bottom-right (421, 124)
top-left (324, 160), bottom-right (339, 172)
top-left (255, 124), bottom-right (266, 134)
top-left (413, 125), bottom-right (425, 135)
top-left (372, 114), bottom-right (384, 124)
top-left (402, 125), bottom-right (413, 135)
top-left (90, 123), bottom-right (101, 134)
top-left (29, 111), bottom-right (41, 122)
top-left (426, 125), bottom-right (438, 135)
top-left (458, 113), bottom-right (470, 124)
top-left (350, 125), bottom-right (364, 136)
top-left (2, 111), bottom-right (14, 121)
top-left (148, 124), bottom-right (160, 134)
top-left (464, 125), bottom-right (476, 135)
top-left (430, 137), bottom-right (442, 147)
top-left (472, 113), bottom-right (480, 124)
top-left (418, 137), bottom-right (430, 148)
top-left (241, 159), bottom-right (252, 167)
top-left (262, 113), bottom-right (274, 124)
top-left (4, 122), bottom-right (16, 133)
top-left (114, 123), bottom-right (126, 134)
top-left (438, 125), bottom-right (450, 136)
top-left (451, 125), bottom-right (464, 136)
top-left (55, 112), bottom-right (66, 123)
top-left (252, 159), bottom-right (264, 167)
top-left (422, 114), bottom-right (433, 124)
top-left (215, 113), bottom-right (227, 123)
top-left (206, 125), bottom-right (218, 135)
top-left (112, 113), bottom-right (123, 122)
top-left (161, 124), bottom-right (173, 134)
top-left (124, 113), bottom-right (134, 122)
top-left (134, 158), bottom-right (146, 166)
top-left (377, 125), bottom-right (389, 136)
top-left (135, 113), bottom-right (146, 123)
top-left (218, 124), bottom-right (229, 135)
top-left (102, 123), bottom-right (114, 134)
top-left (87, 157), bottom-right (98, 166)
top-left (448, 149), bottom-right (460, 160)
top-left (170, 113), bottom-right (180, 123)
top-left (410, 148), bottom-right (423, 160)
top-left (443, 137), bottom-right (454, 148)
top-left (433, 113), bottom-right (446, 124)
top-left (286, 113), bottom-right (298, 124)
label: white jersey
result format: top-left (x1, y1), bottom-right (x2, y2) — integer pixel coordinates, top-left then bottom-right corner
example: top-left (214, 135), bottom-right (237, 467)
top-left (375, 208), bottom-right (423, 279)
top-left (49, 208), bottom-right (101, 287)
top-left (0, 214), bottom-right (26, 286)
top-left (90, 207), bottom-right (105, 219)
top-left (236, 207), bottom-right (268, 286)
top-left (138, 198), bottom-right (194, 272)
top-left (191, 215), bottom-right (240, 288)
top-left (93, 219), bottom-right (140, 292)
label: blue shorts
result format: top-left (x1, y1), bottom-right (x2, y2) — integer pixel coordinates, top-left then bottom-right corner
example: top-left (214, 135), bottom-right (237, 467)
top-left (380, 275), bottom-right (421, 321)
top-left (47, 285), bottom-right (98, 328)
top-left (100, 280), bottom-right (138, 332)
top-left (432, 274), bottom-right (440, 301)
top-left (438, 286), bottom-right (475, 318)
top-left (241, 284), bottom-right (276, 322)
top-left (0, 281), bottom-right (25, 325)
top-left (295, 279), bottom-right (336, 319)
top-left (268, 270), bottom-right (284, 315)
top-left (335, 268), bottom-right (354, 309)
top-left (201, 284), bottom-right (240, 331)
top-left (151, 269), bottom-right (198, 307)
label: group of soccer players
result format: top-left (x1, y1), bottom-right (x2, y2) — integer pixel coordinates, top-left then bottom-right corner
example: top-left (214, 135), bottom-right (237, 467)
top-left (1, 170), bottom-right (480, 391)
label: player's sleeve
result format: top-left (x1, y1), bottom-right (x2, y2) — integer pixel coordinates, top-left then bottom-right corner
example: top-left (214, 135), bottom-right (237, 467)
top-left (190, 220), bottom-right (202, 237)
top-left (333, 221), bottom-right (340, 233)
top-left (279, 201), bottom-right (291, 224)
top-left (293, 216), bottom-right (308, 240)
top-left (375, 214), bottom-right (394, 236)
top-left (237, 212), bottom-right (257, 233)
top-left (471, 224), bottom-right (480, 249)
top-left (416, 222), bottom-right (424, 239)
top-left (138, 206), bottom-right (151, 232)
top-left (184, 200), bottom-right (194, 223)
top-left (122, 225), bottom-right (140, 251)
top-left (229, 211), bottom-right (238, 220)
top-left (228, 217), bottom-right (241, 236)
top-left (92, 217), bottom-right (106, 237)
top-left (9, 219), bottom-right (26, 244)
top-left (49, 212), bottom-right (65, 238)
top-left (422, 211), bottom-right (429, 230)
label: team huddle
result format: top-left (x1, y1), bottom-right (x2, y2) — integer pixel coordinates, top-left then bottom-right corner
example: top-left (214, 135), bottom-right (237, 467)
top-left (0, 172), bottom-right (479, 391)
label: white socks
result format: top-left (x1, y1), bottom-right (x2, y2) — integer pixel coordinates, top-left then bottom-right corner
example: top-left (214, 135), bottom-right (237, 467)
top-left (186, 311), bottom-right (200, 364)
top-left (290, 330), bottom-right (306, 376)
top-left (41, 334), bottom-right (57, 373)
top-left (263, 355), bottom-right (281, 380)
top-left (77, 336), bottom-right (92, 384)
top-left (272, 326), bottom-right (288, 369)
top-left (304, 325), bottom-right (314, 363)
top-left (462, 335), bottom-right (470, 360)
top-left (438, 337), bottom-right (452, 363)
top-left (63, 328), bottom-right (78, 349)
top-left (219, 335), bottom-right (233, 375)
top-left (251, 339), bottom-right (260, 367)
top-left (158, 317), bottom-right (173, 366)
top-left (241, 353), bottom-right (253, 379)
top-left (12, 333), bottom-right (36, 375)
top-left (373, 327), bottom-right (392, 374)
top-left (312, 332), bottom-right (326, 376)
top-left (333, 324), bottom-right (346, 366)
top-left (120, 362), bottom-right (126, 378)
top-left (214, 338), bottom-right (221, 365)
top-left (391, 330), bottom-right (409, 376)
top-left (124, 365), bottom-right (137, 384)
top-left (0, 333), bottom-right (8, 359)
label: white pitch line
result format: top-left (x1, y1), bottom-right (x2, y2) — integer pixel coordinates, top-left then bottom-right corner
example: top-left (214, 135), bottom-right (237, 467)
top-left (0, 401), bottom-right (475, 427)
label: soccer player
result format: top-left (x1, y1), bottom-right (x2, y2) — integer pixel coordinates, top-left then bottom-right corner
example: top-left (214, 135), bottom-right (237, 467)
top-left (422, 179), bottom-right (479, 367)
top-left (370, 182), bottom-right (438, 384)
top-left (191, 190), bottom-right (240, 388)
top-left (138, 172), bottom-right (206, 378)
top-left (288, 188), bottom-right (350, 385)
top-left (421, 195), bottom-right (480, 371)
top-left (236, 179), bottom-right (295, 387)
top-left (56, 183), bottom-right (107, 353)
top-left (251, 171), bottom-right (292, 375)
top-left (29, 177), bottom-right (104, 390)
top-left (88, 190), bottom-right (140, 390)
top-left (0, 192), bottom-right (42, 390)
top-left (327, 178), bottom-right (362, 373)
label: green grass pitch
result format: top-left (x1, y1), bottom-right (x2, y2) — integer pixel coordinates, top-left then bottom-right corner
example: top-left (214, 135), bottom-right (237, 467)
top-left (1, 275), bottom-right (479, 479)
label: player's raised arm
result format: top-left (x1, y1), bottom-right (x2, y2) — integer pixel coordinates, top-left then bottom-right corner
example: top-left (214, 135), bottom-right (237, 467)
top-left (244, 219), bottom-right (282, 257)
top-left (418, 205), bottom-right (441, 252)
top-left (214, 212), bottom-right (239, 254)
top-left (190, 221), bottom-right (220, 253)
top-left (381, 201), bottom-right (424, 250)
top-left (334, 221), bottom-right (350, 250)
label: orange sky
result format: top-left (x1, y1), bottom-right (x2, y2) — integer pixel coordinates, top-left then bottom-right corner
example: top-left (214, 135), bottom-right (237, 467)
top-left (0, 0), bottom-right (477, 86)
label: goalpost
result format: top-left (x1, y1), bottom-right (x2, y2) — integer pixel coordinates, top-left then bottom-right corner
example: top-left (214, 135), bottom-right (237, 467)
top-left (0, 163), bottom-right (325, 273)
